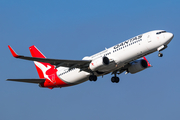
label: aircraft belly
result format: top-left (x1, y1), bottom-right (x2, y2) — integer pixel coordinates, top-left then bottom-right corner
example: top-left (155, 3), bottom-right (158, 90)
top-left (96, 62), bottom-right (116, 72)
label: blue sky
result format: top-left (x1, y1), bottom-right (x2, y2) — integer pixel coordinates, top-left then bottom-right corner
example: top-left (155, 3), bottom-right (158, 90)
top-left (1, 0), bottom-right (180, 120)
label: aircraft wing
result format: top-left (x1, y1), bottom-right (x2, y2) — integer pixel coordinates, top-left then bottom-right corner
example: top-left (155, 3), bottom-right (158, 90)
top-left (6, 79), bottom-right (46, 84)
top-left (8, 45), bottom-right (91, 70)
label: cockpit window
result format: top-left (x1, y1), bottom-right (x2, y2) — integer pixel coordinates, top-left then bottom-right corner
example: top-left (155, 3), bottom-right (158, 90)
top-left (156, 31), bottom-right (166, 34)
top-left (161, 31), bottom-right (166, 33)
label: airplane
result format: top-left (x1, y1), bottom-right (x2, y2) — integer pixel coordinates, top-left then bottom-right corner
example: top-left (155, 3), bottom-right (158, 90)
top-left (7, 30), bottom-right (174, 89)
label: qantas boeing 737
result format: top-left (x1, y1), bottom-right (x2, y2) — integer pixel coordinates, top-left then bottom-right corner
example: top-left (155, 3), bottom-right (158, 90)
top-left (7, 30), bottom-right (174, 89)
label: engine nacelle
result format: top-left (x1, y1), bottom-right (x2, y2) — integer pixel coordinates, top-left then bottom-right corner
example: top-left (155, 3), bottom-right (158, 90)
top-left (89, 57), bottom-right (109, 71)
top-left (128, 59), bottom-right (148, 74)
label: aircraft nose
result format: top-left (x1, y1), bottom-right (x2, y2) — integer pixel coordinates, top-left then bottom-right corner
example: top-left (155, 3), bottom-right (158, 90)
top-left (166, 32), bottom-right (174, 41)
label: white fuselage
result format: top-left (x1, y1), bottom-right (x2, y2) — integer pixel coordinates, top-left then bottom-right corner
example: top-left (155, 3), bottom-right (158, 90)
top-left (56, 30), bottom-right (173, 85)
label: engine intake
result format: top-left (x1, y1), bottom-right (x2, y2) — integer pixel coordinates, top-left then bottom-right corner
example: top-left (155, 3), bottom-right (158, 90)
top-left (103, 56), bottom-right (109, 65)
top-left (89, 57), bottom-right (109, 71)
top-left (128, 59), bottom-right (148, 74)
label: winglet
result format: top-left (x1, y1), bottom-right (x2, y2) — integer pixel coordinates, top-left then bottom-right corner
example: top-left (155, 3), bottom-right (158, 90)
top-left (8, 45), bottom-right (20, 58)
top-left (143, 56), bottom-right (152, 67)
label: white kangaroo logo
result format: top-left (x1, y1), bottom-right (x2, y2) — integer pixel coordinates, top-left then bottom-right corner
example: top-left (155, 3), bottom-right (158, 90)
top-left (34, 61), bottom-right (52, 81)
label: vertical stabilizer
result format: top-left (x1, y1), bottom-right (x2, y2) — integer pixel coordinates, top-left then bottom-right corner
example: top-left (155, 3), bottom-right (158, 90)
top-left (29, 45), bottom-right (57, 79)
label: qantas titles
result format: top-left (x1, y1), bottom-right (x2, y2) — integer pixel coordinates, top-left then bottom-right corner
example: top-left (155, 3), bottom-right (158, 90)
top-left (114, 35), bottom-right (142, 49)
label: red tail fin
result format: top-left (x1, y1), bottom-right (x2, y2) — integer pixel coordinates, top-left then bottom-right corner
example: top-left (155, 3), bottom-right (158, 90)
top-left (29, 45), bottom-right (57, 79)
top-left (8, 45), bottom-right (70, 88)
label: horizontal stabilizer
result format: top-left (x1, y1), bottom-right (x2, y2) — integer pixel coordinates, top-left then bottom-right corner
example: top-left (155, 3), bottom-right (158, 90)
top-left (6, 79), bottom-right (46, 84)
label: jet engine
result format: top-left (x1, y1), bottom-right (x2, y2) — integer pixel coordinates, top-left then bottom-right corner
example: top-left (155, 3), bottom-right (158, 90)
top-left (89, 57), bottom-right (109, 71)
top-left (128, 59), bottom-right (148, 74)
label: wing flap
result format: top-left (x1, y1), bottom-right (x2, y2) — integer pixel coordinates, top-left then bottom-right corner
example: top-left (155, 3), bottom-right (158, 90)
top-left (6, 79), bottom-right (46, 84)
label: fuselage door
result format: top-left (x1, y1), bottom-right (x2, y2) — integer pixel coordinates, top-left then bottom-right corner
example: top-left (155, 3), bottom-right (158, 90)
top-left (147, 34), bottom-right (151, 43)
